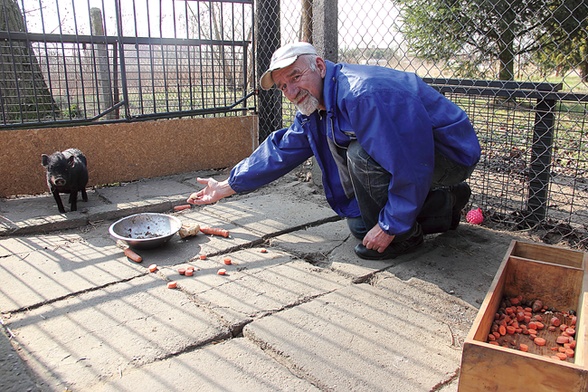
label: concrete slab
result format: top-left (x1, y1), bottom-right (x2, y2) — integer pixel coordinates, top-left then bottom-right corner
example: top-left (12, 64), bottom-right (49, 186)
top-left (5, 274), bottom-right (230, 391)
top-left (101, 337), bottom-right (321, 392)
top-left (243, 280), bottom-right (473, 392)
top-left (269, 219), bottom-right (350, 260)
top-left (0, 233), bottom-right (145, 312)
top-left (203, 193), bottom-right (338, 237)
top-left (388, 225), bottom-right (519, 307)
top-left (158, 248), bottom-right (348, 326)
top-left (95, 179), bottom-right (195, 205)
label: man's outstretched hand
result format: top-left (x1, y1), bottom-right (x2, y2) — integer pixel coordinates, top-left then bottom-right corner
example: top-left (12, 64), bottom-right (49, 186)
top-left (187, 177), bottom-right (236, 205)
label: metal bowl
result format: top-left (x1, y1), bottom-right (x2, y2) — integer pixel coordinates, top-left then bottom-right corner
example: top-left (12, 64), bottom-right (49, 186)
top-left (109, 213), bottom-right (182, 250)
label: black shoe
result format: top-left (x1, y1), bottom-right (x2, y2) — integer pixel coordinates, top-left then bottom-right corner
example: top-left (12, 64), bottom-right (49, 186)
top-left (450, 182), bottom-right (471, 229)
top-left (354, 225), bottom-right (424, 260)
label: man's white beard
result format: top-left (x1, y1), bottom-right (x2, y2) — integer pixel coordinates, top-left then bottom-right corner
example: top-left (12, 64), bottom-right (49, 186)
top-left (296, 91), bottom-right (319, 116)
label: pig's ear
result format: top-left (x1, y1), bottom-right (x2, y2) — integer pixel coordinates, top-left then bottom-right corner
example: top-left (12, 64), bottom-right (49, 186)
top-left (68, 156), bottom-right (76, 167)
top-left (42, 154), bottom-right (49, 166)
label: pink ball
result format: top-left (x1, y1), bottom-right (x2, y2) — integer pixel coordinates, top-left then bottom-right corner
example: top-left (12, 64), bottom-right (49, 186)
top-left (466, 208), bottom-right (484, 225)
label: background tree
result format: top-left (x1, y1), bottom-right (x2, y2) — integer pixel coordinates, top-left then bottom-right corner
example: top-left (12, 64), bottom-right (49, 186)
top-left (532, 0), bottom-right (587, 82)
top-left (299, 0), bottom-right (313, 43)
top-left (0, 0), bottom-right (59, 122)
top-left (396, 0), bottom-right (586, 82)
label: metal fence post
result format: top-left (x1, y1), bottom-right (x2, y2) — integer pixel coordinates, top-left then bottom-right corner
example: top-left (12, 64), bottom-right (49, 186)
top-left (313, 0), bottom-right (338, 62)
top-left (311, 0), bottom-right (338, 188)
top-left (256, 0), bottom-right (282, 141)
top-left (526, 97), bottom-right (556, 224)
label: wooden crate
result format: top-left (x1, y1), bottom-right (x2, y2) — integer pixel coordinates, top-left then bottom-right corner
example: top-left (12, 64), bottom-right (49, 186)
top-left (458, 240), bottom-right (588, 391)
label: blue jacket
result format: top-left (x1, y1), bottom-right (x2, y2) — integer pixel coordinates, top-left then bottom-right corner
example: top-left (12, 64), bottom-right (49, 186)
top-left (229, 61), bottom-right (481, 236)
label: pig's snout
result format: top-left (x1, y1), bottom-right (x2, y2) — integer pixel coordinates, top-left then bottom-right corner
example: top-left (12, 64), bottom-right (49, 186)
top-left (52, 177), bottom-right (67, 187)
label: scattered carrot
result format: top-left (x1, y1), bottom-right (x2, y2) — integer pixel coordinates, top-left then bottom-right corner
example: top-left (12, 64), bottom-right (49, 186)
top-left (260, 248), bottom-right (268, 253)
top-left (555, 352), bottom-right (568, 360)
top-left (167, 281), bottom-right (177, 289)
top-left (519, 343), bottom-right (528, 352)
top-left (556, 335), bottom-right (569, 344)
top-left (186, 266), bottom-right (195, 272)
top-left (200, 226), bottom-right (230, 238)
top-left (148, 264), bottom-right (158, 273)
top-left (185, 269), bottom-right (194, 277)
top-left (506, 325), bottom-right (516, 335)
top-left (498, 325), bottom-right (506, 336)
top-left (124, 248), bottom-right (143, 263)
top-left (178, 268), bottom-right (186, 275)
top-left (174, 204), bottom-right (191, 212)
top-left (565, 327), bottom-right (576, 336)
top-left (566, 348), bottom-right (575, 358)
top-left (199, 254), bottom-right (207, 260)
top-left (217, 268), bottom-right (227, 275)
top-left (534, 337), bottom-right (546, 346)
top-left (223, 257), bottom-right (232, 265)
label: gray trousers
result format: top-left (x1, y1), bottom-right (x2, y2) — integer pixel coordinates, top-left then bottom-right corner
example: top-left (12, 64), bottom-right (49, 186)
top-left (345, 140), bottom-right (476, 240)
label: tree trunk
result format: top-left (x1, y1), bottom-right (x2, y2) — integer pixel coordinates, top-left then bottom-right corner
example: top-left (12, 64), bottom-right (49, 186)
top-left (299, 0), bottom-right (313, 43)
top-left (0, 0), bottom-right (59, 123)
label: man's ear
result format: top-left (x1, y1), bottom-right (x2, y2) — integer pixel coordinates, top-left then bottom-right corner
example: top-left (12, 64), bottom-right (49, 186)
top-left (316, 57), bottom-right (327, 78)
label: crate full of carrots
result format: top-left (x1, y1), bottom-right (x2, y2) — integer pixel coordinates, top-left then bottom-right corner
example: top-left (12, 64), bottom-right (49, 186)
top-left (458, 240), bottom-right (588, 391)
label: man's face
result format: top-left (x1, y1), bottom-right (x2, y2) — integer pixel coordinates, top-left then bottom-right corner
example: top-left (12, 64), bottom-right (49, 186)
top-left (272, 55), bottom-right (326, 115)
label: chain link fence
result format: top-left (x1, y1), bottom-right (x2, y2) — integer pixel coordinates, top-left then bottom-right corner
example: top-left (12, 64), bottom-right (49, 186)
top-left (269, 0), bottom-right (588, 250)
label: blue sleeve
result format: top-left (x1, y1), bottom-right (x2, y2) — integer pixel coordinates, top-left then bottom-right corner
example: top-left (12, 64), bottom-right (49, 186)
top-left (345, 93), bottom-right (435, 236)
top-left (228, 119), bottom-right (313, 193)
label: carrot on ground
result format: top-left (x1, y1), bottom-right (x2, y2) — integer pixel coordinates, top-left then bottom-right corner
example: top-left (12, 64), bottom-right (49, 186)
top-left (174, 204), bottom-right (191, 212)
top-left (223, 257), bottom-right (232, 265)
top-left (200, 226), bottom-right (230, 238)
top-left (124, 248), bottom-right (143, 263)
top-left (167, 281), bottom-right (178, 289)
top-left (148, 264), bottom-right (158, 272)
top-left (217, 268), bottom-right (227, 275)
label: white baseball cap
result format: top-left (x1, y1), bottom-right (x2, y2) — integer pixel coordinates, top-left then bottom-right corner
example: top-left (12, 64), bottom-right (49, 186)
top-left (259, 42), bottom-right (317, 90)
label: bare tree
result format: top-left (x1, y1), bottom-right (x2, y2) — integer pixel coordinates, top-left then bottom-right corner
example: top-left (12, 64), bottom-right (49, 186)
top-left (0, 0), bottom-right (59, 123)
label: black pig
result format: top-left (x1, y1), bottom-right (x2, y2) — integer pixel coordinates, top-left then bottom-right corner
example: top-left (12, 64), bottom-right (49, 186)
top-left (41, 148), bottom-right (89, 213)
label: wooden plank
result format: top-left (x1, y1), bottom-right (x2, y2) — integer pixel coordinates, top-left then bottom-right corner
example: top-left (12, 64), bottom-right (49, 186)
top-left (459, 342), bottom-right (588, 391)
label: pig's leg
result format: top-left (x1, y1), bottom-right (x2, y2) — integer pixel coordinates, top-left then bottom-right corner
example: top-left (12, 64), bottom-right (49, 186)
top-left (53, 190), bottom-right (66, 213)
top-left (81, 188), bottom-right (88, 202)
top-left (69, 190), bottom-right (78, 212)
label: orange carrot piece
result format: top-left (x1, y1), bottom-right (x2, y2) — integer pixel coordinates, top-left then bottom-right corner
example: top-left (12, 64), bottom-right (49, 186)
top-left (200, 226), bottom-right (230, 238)
top-left (519, 343), bottom-right (529, 352)
top-left (148, 264), bottom-right (158, 273)
top-left (124, 248), bottom-right (143, 263)
top-left (185, 269), bottom-right (194, 277)
top-left (557, 335), bottom-right (570, 344)
top-left (223, 257), bottom-right (232, 265)
top-left (199, 254), bottom-right (207, 260)
top-left (506, 326), bottom-right (516, 335)
top-left (498, 325), bottom-right (507, 336)
top-left (174, 204), bottom-right (191, 212)
top-left (260, 248), bottom-right (268, 253)
top-left (167, 281), bottom-right (177, 289)
top-left (217, 268), bottom-right (227, 275)
top-left (556, 352), bottom-right (568, 360)
top-left (534, 337), bottom-right (547, 346)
